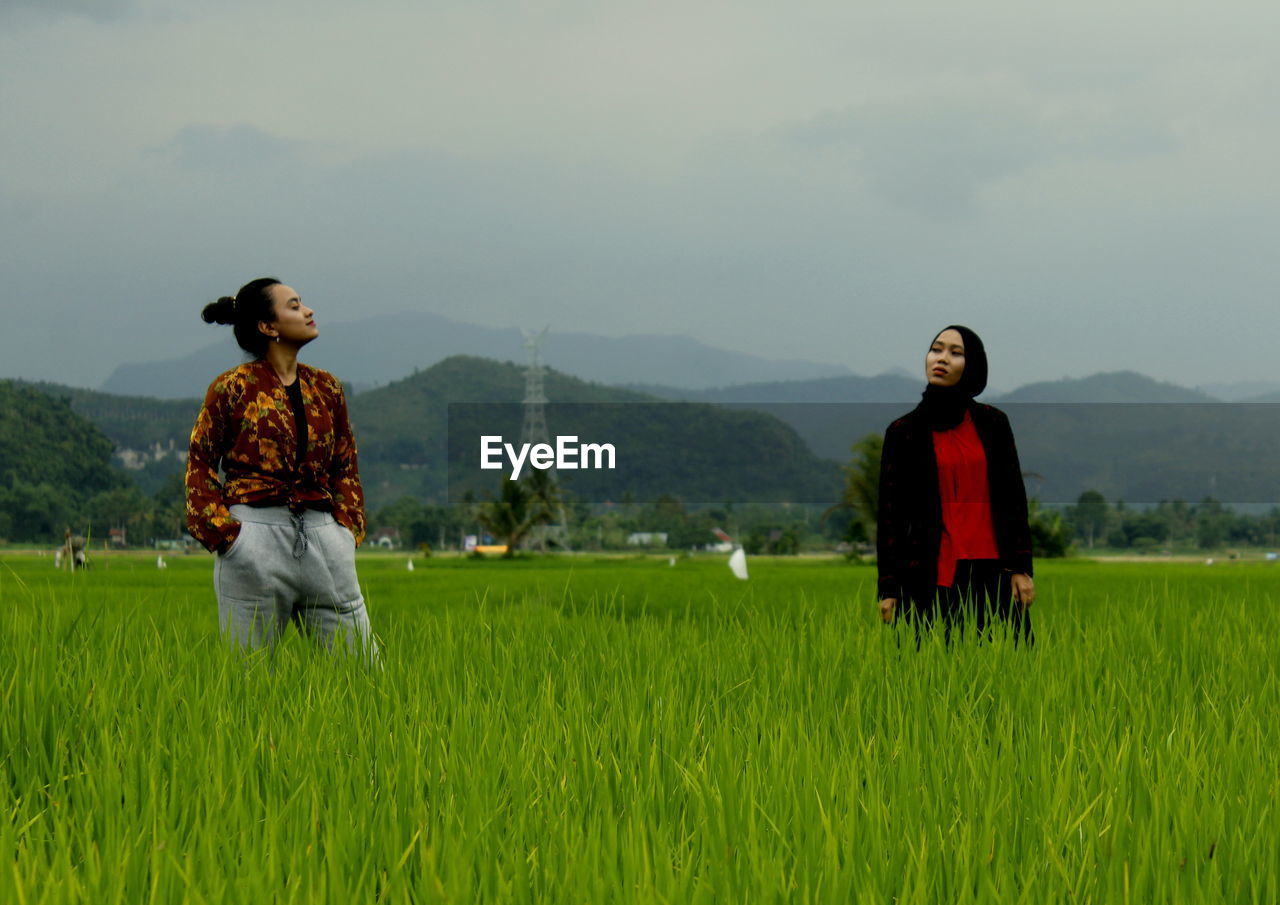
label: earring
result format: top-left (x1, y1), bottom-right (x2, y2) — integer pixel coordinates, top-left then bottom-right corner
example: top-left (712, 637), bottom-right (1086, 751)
top-left (273, 335), bottom-right (280, 343)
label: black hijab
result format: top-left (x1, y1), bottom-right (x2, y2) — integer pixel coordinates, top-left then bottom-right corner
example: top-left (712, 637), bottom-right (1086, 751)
top-left (915, 324), bottom-right (988, 430)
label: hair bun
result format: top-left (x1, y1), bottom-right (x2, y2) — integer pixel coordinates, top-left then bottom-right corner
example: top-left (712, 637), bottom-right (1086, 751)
top-left (201, 295), bottom-right (237, 325)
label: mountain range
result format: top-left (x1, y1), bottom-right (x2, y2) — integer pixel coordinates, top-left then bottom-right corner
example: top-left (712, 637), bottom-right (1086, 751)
top-left (17, 360), bottom-right (1280, 512)
top-left (94, 310), bottom-right (1280, 404)
top-left (99, 311), bottom-right (854, 399)
top-left (626, 370), bottom-right (1218, 406)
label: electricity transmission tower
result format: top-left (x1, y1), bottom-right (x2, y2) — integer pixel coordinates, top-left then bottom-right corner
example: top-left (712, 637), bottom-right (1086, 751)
top-left (521, 328), bottom-right (570, 551)
top-left (520, 328), bottom-right (551, 451)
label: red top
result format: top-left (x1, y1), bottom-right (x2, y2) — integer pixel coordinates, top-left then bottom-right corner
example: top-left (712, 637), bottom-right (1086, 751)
top-left (932, 411), bottom-right (999, 587)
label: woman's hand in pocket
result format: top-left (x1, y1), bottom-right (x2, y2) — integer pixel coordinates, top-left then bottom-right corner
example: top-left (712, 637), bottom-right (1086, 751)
top-left (218, 521), bottom-right (244, 556)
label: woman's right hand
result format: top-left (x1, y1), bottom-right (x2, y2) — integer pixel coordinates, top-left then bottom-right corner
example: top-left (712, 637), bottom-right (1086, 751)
top-left (217, 520), bottom-right (243, 555)
top-left (879, 598), bottom-right (896, 623)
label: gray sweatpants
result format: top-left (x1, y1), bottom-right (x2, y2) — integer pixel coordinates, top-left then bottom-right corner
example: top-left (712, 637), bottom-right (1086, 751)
top-left (215, 504), bottom-right (378, 661)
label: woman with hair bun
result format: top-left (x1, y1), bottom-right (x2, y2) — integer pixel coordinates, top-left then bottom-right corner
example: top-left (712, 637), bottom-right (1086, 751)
top-left (186, 277), bottom-right (378, 659)
top-left (876, 325), bottom-right (1035, 644)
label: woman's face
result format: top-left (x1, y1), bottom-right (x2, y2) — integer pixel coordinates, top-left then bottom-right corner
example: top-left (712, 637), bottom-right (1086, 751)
top-left (926, 329), bottom-right (965, 387)
top-left (261, 284), bottom-right (318, 348)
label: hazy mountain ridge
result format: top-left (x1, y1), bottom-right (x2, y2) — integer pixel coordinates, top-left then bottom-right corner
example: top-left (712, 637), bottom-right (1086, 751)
top-left (629, 370), bottom-right (1226, 406)
top-left (99, 311), bottom-right (853, 399)
top-left (991, 371), bottom-right (1219, 404)
top-left (619, 372), bottom-right (923, 403)
top-left (1196, 380), bottom-right (1280, 401)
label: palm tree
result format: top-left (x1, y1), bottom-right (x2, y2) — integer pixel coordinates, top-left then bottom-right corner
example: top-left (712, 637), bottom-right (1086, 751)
top-left (474, 473), bottom-right (559, 557)
top-left (523, 468), bottom-right (564, 520)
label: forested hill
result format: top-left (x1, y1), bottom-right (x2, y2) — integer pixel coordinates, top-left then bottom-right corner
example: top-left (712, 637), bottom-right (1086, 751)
top-left (15, 358), bottom-right (841, 510)
top-left (22, 381), bottom-right (203, 448)
top-left (0, 380), bottom-right (128, 538)
top-left (351, 356), bottom-right (841, 506)
top-left (12, 381), bottom-right (201, 494)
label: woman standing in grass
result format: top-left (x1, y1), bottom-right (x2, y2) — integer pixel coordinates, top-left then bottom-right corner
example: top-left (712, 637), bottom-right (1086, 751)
top-left (876, 325), bottom-right (1035, 643)
top-left (185, 277), bottom-right (377, 658)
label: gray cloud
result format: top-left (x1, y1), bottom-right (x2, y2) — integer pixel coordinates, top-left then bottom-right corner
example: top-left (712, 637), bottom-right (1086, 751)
top-left (783, 92), bottom-right (1178, 216)
top-left (158, 124), bottom-right (309, 174)
top-left (0, 0), bottom-right (141, 25)
top-left (4, 113), bottom-right (1271, 391)
top-left (791, 103), bottom-right (1050, 216)
top-left (0, 1), bottom-right (1277, 391)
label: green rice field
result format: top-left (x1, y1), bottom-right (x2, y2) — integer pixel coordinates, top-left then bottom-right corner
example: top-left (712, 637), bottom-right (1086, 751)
top-left (3, 553), bottom-right (1278, 903)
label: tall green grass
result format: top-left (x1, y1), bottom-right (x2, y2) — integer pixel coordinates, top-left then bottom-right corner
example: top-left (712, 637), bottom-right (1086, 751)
top-left (3, 555), bottom-right (1278, 903)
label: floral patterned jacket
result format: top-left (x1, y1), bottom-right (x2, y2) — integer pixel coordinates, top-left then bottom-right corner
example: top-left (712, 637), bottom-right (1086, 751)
top-left (185, 360), bottom-right (366, 553)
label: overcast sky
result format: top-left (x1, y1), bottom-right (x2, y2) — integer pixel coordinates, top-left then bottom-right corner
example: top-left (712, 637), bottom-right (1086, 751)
top-left (2, 0), bottom-right (1277, 390)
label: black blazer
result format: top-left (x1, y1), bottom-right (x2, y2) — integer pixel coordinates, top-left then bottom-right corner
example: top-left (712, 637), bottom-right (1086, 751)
top-left (876, 403), bottom-right (1033, 602)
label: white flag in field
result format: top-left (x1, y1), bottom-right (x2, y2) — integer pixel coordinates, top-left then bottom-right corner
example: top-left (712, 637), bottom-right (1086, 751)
top-left (728, 548), bottom-right (748, 580)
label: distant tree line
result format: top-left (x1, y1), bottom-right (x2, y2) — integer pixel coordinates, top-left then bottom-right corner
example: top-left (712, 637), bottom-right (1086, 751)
top-left (370, 483), bottom-right (843, 555)
top-left (1064, 491), bottom-right (1280, 552)
top-left (828, 435), bottom-right (1280, 557)
top-left (828, 433), bottom-right (1073, 559)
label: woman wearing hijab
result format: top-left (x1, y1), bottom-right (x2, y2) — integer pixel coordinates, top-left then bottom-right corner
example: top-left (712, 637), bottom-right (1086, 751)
top-left (876, 326), bottom-right (1035, 643)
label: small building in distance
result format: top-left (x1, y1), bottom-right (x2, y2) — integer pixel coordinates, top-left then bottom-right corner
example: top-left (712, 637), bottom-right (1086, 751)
top-left (626, 532), bottom-right (668, 548)
top-left (154, 537), bottom-right (197, 552)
